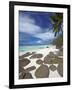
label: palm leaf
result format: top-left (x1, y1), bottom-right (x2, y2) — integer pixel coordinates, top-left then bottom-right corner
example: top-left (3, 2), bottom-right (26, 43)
top-left (50, 13), bottom-right (63, 36)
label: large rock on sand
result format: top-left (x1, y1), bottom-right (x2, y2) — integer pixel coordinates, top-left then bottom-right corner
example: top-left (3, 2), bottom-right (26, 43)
top-left (43, 57), bottom-right (53, 64)
top-left (52, 57), bottom-right (63, 64)
top-left (44, 57), bottom-right (63, 64)
top-left (57, 50), bottom-right (63, 56)
top-left (35, 64), bottom-right (49, 78)
top-left (57, 63), bottom-right (63, 77)
top-left (19, 66), bottom-right (25, 73)
top-left (43, 52), bottom-right (56, 64)
top-left (36, 59), bottom-right (43, 65)
top-left (19, 71), bottom-right (33, 79)
top-left (43, 52), bottom-right (63, 64)
top-left (30, 54), bottom-right (43, 59)
top-left (19, 58), bottom-right (30, 67)
top-left (49, 65), bottom-right (57, 71)
top-left (26, 66), bottom-right (36, 72)
top-left (48, 52), bottom-right (57, 58)
top-left (24, 72), bottom-right (33, 79)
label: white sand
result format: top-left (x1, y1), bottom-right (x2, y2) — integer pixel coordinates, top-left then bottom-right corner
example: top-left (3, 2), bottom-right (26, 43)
top-left (19, 46), bottom-right (61, 78)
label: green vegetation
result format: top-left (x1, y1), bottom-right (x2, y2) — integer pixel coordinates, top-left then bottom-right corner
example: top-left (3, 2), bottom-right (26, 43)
top-left (53, 34), bottom-right (63, 49)
top-left (50, 13), bottom-right (63, 48)
top-left (50, 13), bottom-right (63, 36)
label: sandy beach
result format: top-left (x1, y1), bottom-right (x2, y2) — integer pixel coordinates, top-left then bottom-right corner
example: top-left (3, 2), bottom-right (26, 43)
top-left (19, 46), bottom-right (63, 79)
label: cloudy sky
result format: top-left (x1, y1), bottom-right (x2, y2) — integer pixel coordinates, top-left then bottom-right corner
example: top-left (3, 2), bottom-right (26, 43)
top-left (19, 11), bottom-right (55, 46)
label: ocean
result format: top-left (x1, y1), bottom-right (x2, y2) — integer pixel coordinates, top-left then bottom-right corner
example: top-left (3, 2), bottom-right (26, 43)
top-left (19, 45), bottom-right (53, 53)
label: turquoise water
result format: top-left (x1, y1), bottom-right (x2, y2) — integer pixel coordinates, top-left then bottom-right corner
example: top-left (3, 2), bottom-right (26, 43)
top-left (19, 45), bottom-right (51, 52)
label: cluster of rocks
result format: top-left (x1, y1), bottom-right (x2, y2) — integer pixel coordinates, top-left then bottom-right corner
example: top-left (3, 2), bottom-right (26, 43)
top-left (35, 51), bottom-right (63, 78)
top-left (19, 58), bottom-right (36, 79)
top-left (19, 67), bottom-right (33, 79)
top-left (19, 52), bottom-right (36, 60)
top-left (35, 64), bottom-right (50, 78)
top-left (43, 52), bottom-right (63, 64)
top-left (19, 58), bottom-right (30, 68)
top-left (36, 59), bottom-right (43, 65)
top-left (19, 50), bottom-right (63, 79)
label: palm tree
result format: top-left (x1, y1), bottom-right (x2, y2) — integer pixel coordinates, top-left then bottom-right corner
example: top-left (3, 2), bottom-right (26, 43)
top-left (50, 13), bottom-right (63, 48)
top-left (50, 13), bottom-right (63, 36)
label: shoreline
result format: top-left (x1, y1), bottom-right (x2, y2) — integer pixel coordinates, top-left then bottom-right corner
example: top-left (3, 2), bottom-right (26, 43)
top-left (19, 45), bottom-right (57, 56)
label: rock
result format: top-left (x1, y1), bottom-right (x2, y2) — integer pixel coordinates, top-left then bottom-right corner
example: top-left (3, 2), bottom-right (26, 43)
top-left (36, 59), bottom-right (43, 65)
top-left (57, 63), bottom-right (63, 77)
top-left (35, 64), bottom-right (49, 78)
top-left (26, 66), bottom-right (36, 72)
top-left (44, 54), bottom-right (63, 64)
top-left (30, 54), bottom-right (43, 59)
top-left (19, 58), bottom-right (30, 67)
top-left (19, 72), bottom-right (33, 79)
top-left (19, 55), bottom-right (24, 60)
top-left (19, 52), bottom-right (32, 59)
top-left (19, 52), bottom-right (36, 60)
top-left (43, 54), bottom-right (54, 64)
top-left (60, 47), bottom-right (63, 51)
top-left (49, 65), bottom-right (57, 71)
top-left (46, 46), bottom-right (49, 48)
top-left (19, 71), bottom-right (26, 79)
top-left (43, 57), bottom-right (53, 64)
top-left (48, 52), bottom-right (57, 58)
top-left (31, 52), bottom-right (36, 54)
top-left (43, 52), bottom-right (57, 64)
top-left (24, 72), bottom-right (33, 79)
top-left (19, 66), bottom-right (25, 73)
top-left (57, 50), bottom-right (63, 56)
top-left (52, 57), bottom-right (63, 64)
top-left (19, 68), bottom-right (27, 79)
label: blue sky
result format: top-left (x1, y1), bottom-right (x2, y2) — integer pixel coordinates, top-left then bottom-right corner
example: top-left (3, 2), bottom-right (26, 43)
top-left (19, 11), bottom-right (55, 46)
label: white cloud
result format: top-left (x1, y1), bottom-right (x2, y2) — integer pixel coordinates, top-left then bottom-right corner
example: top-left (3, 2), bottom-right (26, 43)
top-left (19, 14), bottom-right (55, 42)
top-left (36, 40), bottom-right (42, 44)
top-left (19, 15), bottom-right (42, 35)
top-left (34, 32), bottom-right (54, 41)
top-left (20, 15), bottom-right (35, 24)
